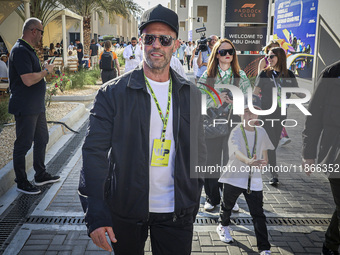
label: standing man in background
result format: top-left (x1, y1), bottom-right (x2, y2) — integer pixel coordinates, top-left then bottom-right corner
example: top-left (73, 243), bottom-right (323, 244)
top-left (75, 38), bottom-right (83, 71)
top-left (8, 17), bottom-right (60, 195)
top-left (79, 4), bottom-right (206, 254)
top-left (123, 36), bottom-right (143, 73)
top-left (196, 35), bottom-right (218, 80)
top-left (175, 39), bottom-right (186, 65)
top-left (185, 41), bottom-right (194, 71)
top-left (90, 39), bottom-right (99, 69)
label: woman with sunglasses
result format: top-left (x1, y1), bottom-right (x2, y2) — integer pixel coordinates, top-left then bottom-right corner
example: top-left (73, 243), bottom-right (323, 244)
top-left (198, 39), bottom-right (251, 212)
top-left (254, 47), bottom-right (303, 186)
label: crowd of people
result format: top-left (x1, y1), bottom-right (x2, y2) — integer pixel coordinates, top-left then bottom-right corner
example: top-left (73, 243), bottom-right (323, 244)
top-left (6, 4), bottom-right (339, 255)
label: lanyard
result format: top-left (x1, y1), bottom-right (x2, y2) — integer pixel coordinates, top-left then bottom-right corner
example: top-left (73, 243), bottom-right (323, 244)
top-left (132, 45), bottom-right (136, 55)
top-left (144, 74), bottom-right (172, 142)
top-left (240, 125), bottom-right (257, 194)
top-left (20, 38), bottom-right (42, 70)
top-left (272, 71), bottom-right (283, 107)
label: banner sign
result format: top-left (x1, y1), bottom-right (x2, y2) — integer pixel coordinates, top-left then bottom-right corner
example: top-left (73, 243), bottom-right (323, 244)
top-left (225, 26), bottom-right (267, 51)
top-left (226, 0), bottom-right (269, 23)
top-left (273, 0), bottom-right (318, 55)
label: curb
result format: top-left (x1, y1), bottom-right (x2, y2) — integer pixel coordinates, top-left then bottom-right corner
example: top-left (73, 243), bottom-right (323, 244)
top-left (51, 90), bottom-right (98, 102)
top-left (0, 103), bottom-right (86, 197)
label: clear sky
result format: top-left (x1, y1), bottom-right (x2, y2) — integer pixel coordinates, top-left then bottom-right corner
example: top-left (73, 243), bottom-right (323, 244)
top-left (136, 0), bottom-right (170, 12)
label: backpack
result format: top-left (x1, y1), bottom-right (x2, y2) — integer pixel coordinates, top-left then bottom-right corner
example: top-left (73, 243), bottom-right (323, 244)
top-left (100, 51), bottom-right (114, 71)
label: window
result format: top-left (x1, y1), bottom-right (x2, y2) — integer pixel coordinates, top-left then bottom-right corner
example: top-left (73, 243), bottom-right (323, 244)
top-left (197, 6), bottom-right (207, 23)
top-left (180, 0), bottom-right (186, 8)
top-left (180, 21), bottom-right (186, 31)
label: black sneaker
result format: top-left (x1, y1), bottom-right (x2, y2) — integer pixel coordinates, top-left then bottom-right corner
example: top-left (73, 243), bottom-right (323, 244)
top-left (322, 244), bottom-right (340, 255)
top-left (17, 181), bottom-right (41, 195)
top-left (269, 178), bottom-right (279, 186)
top-left (35, 172), bottom-right (60, 186)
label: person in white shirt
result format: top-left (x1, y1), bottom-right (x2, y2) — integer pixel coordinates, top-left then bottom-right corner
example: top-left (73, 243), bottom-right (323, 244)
top-left (170, 56), bottom-right (187, 79)
top-left (68, 42), bottom-right (74, 52)
top-left (123, 37), bottom-right (143, 73)
top-left (217, 95), bottom-right (273, 255)
top-left (184, 41), bottom-right (194, 71)
top-left (0, 59), bottom-right (8, 81)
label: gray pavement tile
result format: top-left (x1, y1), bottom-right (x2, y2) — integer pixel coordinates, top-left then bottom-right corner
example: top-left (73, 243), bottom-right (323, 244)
top-left (71, 245), bottom-right (86, 255)
top-left (47, 245), bottom-right (74, 251)
top-left (45, 252), bottom-right (58, 255)
top-left (287, 241), bottom-right (305, 252)
top-left (278, 246), bottom-right (294, 255)
top-left (51, 235), bottom-right (66, 245)
top-left (201, 246), bottom-right (228, 252)
top-left (21, 245), bottom-right (49, 251)
top-left (19, 251), bottom-right (45, 255)
top-left (226, 245), bottom-right (243, 255)
top-left (191, 240), bottom-right (201, 251)
top-left (84, 252), bottom-right (111, 255)
top-left (198, 235), bottom-right (213, 246)
top-left (25, 239), bottom-right (51, 245)
top-left (29, 234), bottom-right (55, 240)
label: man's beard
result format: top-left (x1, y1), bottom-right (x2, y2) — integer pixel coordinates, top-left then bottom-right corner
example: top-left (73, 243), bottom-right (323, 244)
top-left (144, 49), bottom-right (171, 70)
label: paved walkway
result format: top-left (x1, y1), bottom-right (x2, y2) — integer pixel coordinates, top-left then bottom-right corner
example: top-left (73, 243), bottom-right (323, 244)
top-left (0, 69), bottom-right (338, 255)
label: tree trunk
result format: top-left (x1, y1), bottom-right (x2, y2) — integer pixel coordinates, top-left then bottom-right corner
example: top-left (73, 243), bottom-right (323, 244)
top-left (83, 16), bottom-right (91, 56)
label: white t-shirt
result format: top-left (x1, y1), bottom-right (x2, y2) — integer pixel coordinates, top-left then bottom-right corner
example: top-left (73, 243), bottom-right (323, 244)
top-left (146, 77), bottom-right (176, 213)
top-left (219, 124), bottom-right (274, 191)
top-left (170, 57), bottom-right (187, 79)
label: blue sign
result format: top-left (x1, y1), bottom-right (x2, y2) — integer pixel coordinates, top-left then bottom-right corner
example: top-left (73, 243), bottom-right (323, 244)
top-left (188, 30), bottom-right (192, 42)
top-left (274, 0), bottom-right (318, 55)
top-left (273, 0), bottom-right (318, 79)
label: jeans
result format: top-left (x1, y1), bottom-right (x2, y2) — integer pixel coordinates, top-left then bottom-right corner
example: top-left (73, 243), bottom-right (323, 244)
top-left (111, 213), bottom-right (193, 255)
top-left (186, 55), bottom-right (191, 70)
top-left (204, 136), bottom-right (226, 206)
top-left (324, 178), bottom-right (340, 251)
top-left (261, 109), bottom-right (285, 179)
top-left (13, 112), bottom-right (49, 184)
top-left (220, 183), bottom-right (271, 251)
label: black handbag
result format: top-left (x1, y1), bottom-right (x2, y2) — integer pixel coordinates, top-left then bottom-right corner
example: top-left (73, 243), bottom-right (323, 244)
top-left (203, 103), bottom-right (231, 139)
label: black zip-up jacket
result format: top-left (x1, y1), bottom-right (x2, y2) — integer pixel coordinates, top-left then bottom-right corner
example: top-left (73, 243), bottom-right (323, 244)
top-left (302, 60), bottom-right (340, 162)
top-left (79, 65), bottom-right (207, 235)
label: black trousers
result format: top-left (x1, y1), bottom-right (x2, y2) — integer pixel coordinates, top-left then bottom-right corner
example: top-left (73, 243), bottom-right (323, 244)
top-left (101, 69), bottom-right (117, 84)
top-left (204, 136), bottom-right (226, 206)
top-left (220, 183), bottom-right (271, 251)
top-left (261, 109), bottom-right (285, 179)
top-left (13, 112), bottom-right (49, 184)
top-left (111, 213), bottom-right (193, 255)
top-left (325, 178), bottom-right (340, 251)
top-left (186, 55), bottom-right (191, 70)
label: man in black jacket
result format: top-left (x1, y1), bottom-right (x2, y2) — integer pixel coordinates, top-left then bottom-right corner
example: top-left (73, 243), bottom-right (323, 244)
top-left (302, 60), bottom-right (340, 255)
top-left (79, 4), bottom-right (206, 255)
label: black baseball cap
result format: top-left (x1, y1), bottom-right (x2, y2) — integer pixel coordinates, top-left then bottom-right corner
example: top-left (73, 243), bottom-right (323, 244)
top-left (139, 4), bottom-right (179, 37)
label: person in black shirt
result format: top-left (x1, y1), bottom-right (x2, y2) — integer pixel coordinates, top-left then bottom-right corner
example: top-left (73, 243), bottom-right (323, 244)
top-left (75, 38), bottom-right (83, 70)
top-left (254, 47), bottom-right (303, 186)
top-left (90, 39), bottom-right (99, 69)
top-left (8, 17), bottom-right (60, 195)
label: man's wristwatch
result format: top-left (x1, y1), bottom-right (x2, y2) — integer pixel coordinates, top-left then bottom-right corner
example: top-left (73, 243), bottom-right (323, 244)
top-left (44, 68), bottom-right (49, 74)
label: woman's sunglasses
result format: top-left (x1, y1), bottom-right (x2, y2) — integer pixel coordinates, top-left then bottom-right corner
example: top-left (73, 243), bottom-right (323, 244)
top-left (142, 34), bottom-right (174, 47)
top-left (218, 49), bottom-right (235, 56)
top-left (266, 54), bottom-right (276, 59)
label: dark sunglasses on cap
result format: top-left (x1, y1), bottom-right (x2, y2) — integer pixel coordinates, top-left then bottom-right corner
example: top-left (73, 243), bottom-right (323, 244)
top-left (31, 28), bottom-right (44, 35)
top-left (218, 48), bottom-right (235, 56)
top-left (142, 34), bottom-right (174, 47)
top-left (266, 54), bottom-right (276, 59)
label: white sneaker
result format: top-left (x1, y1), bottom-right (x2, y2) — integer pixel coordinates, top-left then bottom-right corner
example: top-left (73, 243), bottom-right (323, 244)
top-left (204, 202), bottom-right (215, 211)
top-left (260, 250), bottom-right (271, 255)
top-left (232, 202), bottom-right (239, 212)
top-left (216, 224), bottom-right (233, 243)
top-left (279, 137), bottom-right (291, 147)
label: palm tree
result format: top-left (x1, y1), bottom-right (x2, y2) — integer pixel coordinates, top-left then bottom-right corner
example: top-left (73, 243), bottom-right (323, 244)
top-left (15, 0), bottom-right (66, 62)
top-left (60, 0), bottom-right (142, 55)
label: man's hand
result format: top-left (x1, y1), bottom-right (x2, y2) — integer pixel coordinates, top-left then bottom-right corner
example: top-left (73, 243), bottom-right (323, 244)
top-left (302, 158), bottom-right (315, 176)
top-left (90, 226), bottom-right (117, 252)
top-left (44, 64), bottom-right (54, 74)
top-left (221, 92), bottom-right (233, 104)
